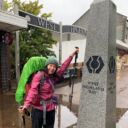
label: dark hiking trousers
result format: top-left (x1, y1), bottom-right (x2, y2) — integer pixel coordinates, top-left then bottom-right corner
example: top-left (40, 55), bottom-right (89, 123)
top-left (31, 108), bottom-right (55, 128)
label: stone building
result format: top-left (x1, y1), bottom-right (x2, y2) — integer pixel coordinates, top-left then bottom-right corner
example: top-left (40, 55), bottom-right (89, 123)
top-left (73, 10), bottom-right (128, 57)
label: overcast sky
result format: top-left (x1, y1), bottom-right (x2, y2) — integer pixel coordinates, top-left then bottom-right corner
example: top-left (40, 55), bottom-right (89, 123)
top-left (7, 0), bottom-right (128, 25)
top-left (38, 0), bottom-right (128, 25)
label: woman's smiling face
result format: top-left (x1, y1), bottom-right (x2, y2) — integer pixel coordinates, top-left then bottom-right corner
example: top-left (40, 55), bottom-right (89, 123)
top-left (47, 64), bottom-right (57, 74)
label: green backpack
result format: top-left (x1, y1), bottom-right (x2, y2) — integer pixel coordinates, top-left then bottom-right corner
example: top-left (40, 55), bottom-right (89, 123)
top-left (15, 56), bottom-right (47, 105)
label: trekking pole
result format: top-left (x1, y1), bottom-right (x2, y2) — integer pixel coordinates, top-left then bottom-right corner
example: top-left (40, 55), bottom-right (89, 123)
top-left (18, 112), bottom-right (25, 128)
top-left (58, 94), bottom-right (62, 128)
top-left (18, 105), bottom-right (25, 128)
top-left (69, 47), bottom-right (79, 111)
top-left (18, 105), bottom-right (30, 128)
top-left (22, 115), bottom-right (26, 128)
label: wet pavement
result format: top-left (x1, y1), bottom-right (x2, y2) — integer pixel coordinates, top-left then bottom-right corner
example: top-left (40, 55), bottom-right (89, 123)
top-left (0, 93), bottom-right (19, 128)
top-left (54, 105), bottom-right (77, 128)
top-left (1, 67), bottom-right (128, 128)
top-left (116, 67), bottom-right (128, 108)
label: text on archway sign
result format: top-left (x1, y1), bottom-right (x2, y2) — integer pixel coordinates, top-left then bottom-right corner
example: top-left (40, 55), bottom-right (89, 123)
top-left (19, 10), bottom-right (87, 36)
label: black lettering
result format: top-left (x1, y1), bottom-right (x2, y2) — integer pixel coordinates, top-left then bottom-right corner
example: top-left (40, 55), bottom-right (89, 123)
top-left (47, 22), bottom-right (54, 30)
top-left (38, 18), bottom-right (46, 27)
top-left (89, 90), bottom-right (96, 94)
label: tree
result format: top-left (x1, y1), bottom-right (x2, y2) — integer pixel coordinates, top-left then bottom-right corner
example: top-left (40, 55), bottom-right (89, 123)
top-left (3, 0), bottom-right (11, 10)
top-left (19, 27), bottom-right (56, 68)
top-left (9, 0), bottom-right (57, 69)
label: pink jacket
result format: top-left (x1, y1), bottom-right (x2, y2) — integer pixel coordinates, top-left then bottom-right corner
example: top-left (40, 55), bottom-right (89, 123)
top-left (23, 55), bottom-right (73, 111)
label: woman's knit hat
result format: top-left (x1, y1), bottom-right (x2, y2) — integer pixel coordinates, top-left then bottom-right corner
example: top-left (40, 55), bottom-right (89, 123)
top-left (45, 56), bottom-right (59, 67)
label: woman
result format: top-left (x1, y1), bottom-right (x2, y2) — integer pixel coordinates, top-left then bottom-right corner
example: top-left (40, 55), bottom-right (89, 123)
top-left (19, 49), bottom-right (79, 128)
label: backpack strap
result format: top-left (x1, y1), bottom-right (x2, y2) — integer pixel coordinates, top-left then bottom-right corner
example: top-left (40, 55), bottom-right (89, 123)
top-left (38, 71), bottom-right (55, 92)
top-left (37, 71), bottom-right (46, 93)
top-left (48, 79), bottom-right (55, 92)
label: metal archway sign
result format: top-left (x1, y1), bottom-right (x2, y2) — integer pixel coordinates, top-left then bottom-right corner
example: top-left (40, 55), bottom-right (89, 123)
top-left (19, 10), bottom-right (87, 36)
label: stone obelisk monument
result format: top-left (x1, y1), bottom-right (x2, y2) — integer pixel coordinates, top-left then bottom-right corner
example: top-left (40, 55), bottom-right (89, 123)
top-left (77, 0), bottom-right (116, 128)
